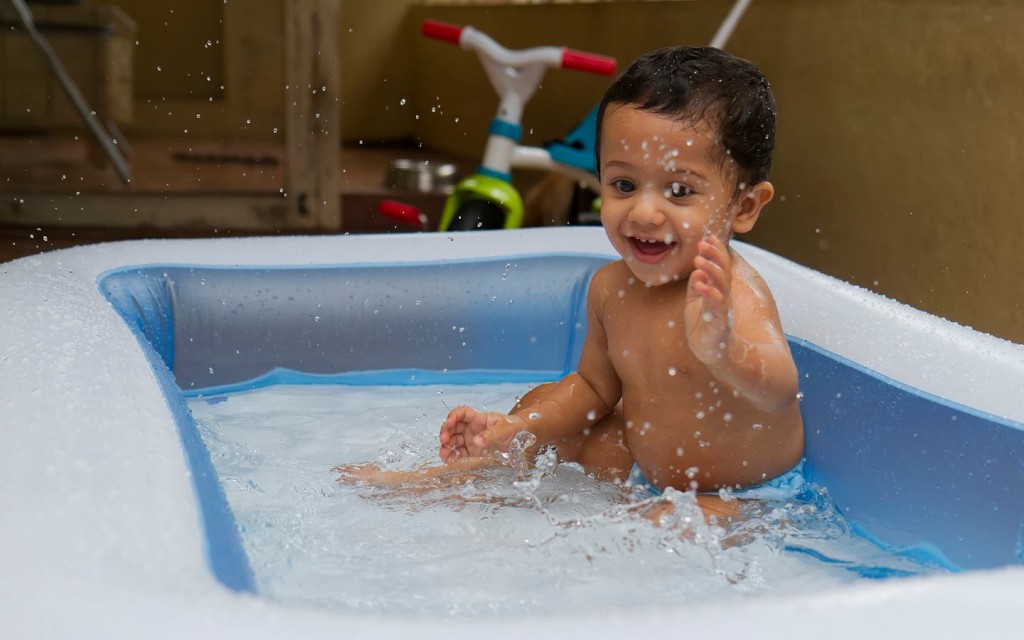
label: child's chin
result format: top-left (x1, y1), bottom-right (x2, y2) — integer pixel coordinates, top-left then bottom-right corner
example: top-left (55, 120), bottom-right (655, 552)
top-left (627, 263), bottom-right (686, 287)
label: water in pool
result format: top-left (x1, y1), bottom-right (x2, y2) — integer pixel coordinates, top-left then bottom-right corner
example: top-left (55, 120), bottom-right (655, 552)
top-left (189, 382), bottom-right (946, 616)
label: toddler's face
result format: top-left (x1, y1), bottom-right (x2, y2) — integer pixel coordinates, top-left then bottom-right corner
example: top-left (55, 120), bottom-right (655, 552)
top-left (598, 104), bottom-right (741, 287)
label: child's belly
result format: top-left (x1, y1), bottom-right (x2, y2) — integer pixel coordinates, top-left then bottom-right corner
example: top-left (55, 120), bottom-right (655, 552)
top-left (621, 388), bottom-right (804, 493)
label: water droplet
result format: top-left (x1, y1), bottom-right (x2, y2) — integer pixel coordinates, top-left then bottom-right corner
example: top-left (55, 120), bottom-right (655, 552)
top-left (751, 423), bottom-right (764, 430)
top-left (668, 367), bottom-right (677, 376)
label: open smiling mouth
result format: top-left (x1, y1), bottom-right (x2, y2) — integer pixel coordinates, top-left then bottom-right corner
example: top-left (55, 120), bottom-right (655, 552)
top-left (628, 237), bottom-right (677, 264)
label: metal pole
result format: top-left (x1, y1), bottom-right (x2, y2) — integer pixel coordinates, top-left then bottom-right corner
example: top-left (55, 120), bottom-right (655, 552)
top-left (8, 0), bottom-right (133, 184)
top-left (709, 0), bottom-right (754, 50)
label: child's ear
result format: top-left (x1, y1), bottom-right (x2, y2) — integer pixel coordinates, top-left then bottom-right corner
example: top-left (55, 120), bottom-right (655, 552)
top-left (731, 181), bottom-right (774, 234)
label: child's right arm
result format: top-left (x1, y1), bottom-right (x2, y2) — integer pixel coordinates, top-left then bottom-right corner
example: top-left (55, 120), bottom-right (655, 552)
top-left (438, 372), bottom-right (614, 462)
top-left (439, 268), bottom-right (622, 463)
top-left (439, 406), bottom-right (527, 462)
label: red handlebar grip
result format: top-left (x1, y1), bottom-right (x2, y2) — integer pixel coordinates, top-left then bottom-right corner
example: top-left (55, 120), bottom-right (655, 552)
top-left (379, 200), bottom-right (428, 227)
top-left (422, 20), bottom-right (463, 45)
top-left (561, 49), bottom-right (617, 76)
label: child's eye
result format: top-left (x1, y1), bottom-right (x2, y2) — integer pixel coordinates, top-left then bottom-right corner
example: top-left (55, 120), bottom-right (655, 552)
top-left (610, 178), bottom-right (636, 194)
top-left (665, 182), bottom-right (693, 199)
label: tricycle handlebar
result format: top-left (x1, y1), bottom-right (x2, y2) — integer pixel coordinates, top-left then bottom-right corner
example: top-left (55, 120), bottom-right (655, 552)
top-left (561, 49), bottom-right (616, 76)
top-left (422, 19), bottom-right (616, 76)
top-left (421, 19), bottom-right (462, 44)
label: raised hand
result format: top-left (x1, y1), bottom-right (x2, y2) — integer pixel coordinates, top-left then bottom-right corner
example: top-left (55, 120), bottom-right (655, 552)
top-left (685, 234), bottom-right (734, 366)
top-left (438, 406), bottom-right (527, 463)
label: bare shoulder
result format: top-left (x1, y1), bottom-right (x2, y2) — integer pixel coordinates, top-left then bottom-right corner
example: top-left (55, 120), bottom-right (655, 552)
top-left (728, 247), bottom-right (783, 316)
top-left (588, 260), bottom-right (632, 302)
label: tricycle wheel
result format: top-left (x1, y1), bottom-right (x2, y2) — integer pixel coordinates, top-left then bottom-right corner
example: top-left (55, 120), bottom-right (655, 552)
top-left (447, 199), bottom-right (506, 231)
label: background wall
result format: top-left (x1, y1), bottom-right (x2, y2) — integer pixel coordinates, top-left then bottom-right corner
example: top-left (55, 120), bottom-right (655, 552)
top-left (71, 0), bottom-right (1024, 343)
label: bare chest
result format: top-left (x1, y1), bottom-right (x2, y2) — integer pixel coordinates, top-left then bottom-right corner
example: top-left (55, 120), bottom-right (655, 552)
top-left (601, 285), bottom-right (702, 389)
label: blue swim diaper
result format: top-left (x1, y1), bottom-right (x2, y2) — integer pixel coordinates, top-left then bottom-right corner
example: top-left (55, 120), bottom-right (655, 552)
top-left (627, 462), bottom-right (806, 501)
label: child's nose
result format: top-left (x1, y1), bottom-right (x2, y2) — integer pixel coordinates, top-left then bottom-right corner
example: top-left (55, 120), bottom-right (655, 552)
top-left (628, 190), bottom-right (666, 226)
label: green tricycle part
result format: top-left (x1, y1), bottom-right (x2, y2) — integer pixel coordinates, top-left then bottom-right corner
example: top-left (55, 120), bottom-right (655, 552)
top-left (438, 173), bottom-right (524, 231)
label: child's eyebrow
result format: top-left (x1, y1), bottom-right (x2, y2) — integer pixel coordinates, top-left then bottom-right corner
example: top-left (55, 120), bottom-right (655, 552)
top-left (600, 160), bottom-right (643, 177)
top-left (602, 159), bottom-right (634, 171)
top-left (600, 160), bottom-right (710, 185)
top-left (665, 167), bottom-right (710, 184)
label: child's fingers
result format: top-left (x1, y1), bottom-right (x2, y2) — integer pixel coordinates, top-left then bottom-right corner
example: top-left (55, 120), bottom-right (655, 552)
top-left (695, 242), bottom-right (730, 291)
top-left (440, 405), bottom-right (477, 442)
top-left (444, 405), bottom-right (477, 428)
top-left (698, 235), bottom-right (730, 264)
top-left (694, 256), bottom-right (728, 294)
top-left (690, 271), bottom-right (728, 314)
top-left (446, 432), bottom-right (467, 451)
top-left (700, 233), bottom-right (729, 257)
top-left (440, 446), bottom-right (463, 463)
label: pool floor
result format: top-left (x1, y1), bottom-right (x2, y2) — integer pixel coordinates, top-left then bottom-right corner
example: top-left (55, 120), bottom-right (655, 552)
top-left (188, 382), bottom-right (947, 617)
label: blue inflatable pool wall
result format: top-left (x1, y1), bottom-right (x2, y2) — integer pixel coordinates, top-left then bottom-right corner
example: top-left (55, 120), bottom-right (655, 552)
top-left (100, 255), bottom-right (1024, 577)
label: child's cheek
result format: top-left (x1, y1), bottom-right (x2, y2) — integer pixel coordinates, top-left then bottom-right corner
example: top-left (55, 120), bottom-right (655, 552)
top-left (700, 202), bottom-right (735, 241)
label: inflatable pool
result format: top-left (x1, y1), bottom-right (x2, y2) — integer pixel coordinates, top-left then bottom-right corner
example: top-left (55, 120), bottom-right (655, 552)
top-left (2, 227), bottom-right (1022, 637)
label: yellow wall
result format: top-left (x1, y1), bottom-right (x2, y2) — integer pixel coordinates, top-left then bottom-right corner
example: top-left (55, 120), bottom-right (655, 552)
top-left (58, 1), bottom-right (1024, 343)
top-left (741, 0), bottom-right (1024, 347)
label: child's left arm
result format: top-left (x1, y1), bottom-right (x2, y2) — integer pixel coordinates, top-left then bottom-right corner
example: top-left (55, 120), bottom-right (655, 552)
top-left (685, 235), bottom-right (799, 413)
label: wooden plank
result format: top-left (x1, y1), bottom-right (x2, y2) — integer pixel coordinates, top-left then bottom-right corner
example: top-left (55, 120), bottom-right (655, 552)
top-left (0, 4), bottom-right (136, 33)
top-left (0, 192), bottom-right (297, 232)
top-left (0, 189), bottom-right (442, 234)
top-left (284, 0), bottom-right (341, 232)
top-left (224, 1), bottom-right (283, 135)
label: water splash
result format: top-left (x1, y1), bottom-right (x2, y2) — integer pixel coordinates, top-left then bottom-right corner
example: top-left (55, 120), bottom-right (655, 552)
top-left (189, 382), bottom-right (949, 617)
top-left (495, 430), bottom-right (536, 482)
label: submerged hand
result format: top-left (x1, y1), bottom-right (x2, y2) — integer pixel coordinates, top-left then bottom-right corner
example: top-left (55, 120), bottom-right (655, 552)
top-left (332, 462), bottom-right (422, 487)
top-left (439, 406), bottom-right (527, 463)
top-left (332, 459), bottom-right (492, 488)
top-left (685, 235), bottom-right (734, 366)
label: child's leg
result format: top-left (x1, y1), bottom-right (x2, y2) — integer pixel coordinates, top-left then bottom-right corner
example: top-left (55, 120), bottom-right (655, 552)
top-left (513, 383), bottom-right (633, 482)
top-left (334, 457), bottom-right (492, 488)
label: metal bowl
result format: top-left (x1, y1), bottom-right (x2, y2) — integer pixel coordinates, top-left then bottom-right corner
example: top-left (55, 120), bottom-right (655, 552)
top-left (385, 159), bottom-right (458, 193)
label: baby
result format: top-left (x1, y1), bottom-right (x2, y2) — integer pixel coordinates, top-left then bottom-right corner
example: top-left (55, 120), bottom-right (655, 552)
top-left (438, 46), bottom-right (804, 518)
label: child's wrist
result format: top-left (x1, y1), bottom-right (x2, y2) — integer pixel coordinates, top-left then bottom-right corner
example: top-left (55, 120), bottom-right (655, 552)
top-left (701, 333), bottom-right (751, 378)
top-left (503, 412), bottom-right (533, 437)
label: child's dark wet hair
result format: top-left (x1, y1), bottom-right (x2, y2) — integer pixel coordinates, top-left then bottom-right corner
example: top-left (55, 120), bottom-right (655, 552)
top-left (596, 46), bottom-right (776, 192)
